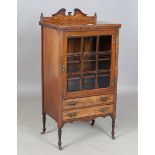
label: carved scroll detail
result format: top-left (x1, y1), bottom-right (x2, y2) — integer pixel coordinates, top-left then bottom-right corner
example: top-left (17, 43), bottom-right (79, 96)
top-left (52, 8), bottom-right (88, 17)
top-left (52, 8), bottom-right (66, 16)
top-left (74, 8), bottom-right (87, 16)
top-left (41, 8), bottom-right (97, 25)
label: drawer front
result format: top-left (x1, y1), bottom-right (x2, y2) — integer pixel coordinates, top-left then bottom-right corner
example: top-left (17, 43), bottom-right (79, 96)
top-left (63, 104), bottom-right (113, 121)
top-left (63, 94), bottom-right (113, 110)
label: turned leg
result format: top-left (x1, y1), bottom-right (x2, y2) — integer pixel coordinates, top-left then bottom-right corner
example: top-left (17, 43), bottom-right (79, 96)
top-left (91, 119), bottom-right (95, 126)
top-left (58, 128), bottom-right (62, 150)
top-left (111, 118), bottom-right (115, 140)
top-left (41, 113), bottom-right (46, 134)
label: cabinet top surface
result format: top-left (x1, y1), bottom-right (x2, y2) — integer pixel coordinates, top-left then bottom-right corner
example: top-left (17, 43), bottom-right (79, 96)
top-left (39, 8), bottom-right (121, 31)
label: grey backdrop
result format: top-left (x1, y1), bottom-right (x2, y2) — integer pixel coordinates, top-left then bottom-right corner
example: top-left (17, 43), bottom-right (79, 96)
top-left (18, 0), bottom-right (138, 95)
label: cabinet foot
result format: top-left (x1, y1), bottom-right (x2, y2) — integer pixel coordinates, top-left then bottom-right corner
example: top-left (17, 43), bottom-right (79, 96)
top-left (41, 113), bottom-right (46, 135)
top-left (58, 128), bottom-right (62, 150)
top-left (91, 119), bottom-right (95, 126)
top-left (111, 118), bottom-right (115, 140)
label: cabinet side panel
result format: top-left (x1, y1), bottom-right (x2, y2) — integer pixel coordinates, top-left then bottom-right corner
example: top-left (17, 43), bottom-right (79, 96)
top-left (113, 30), bottom-right (119, 118)
top-left (42, 27), bottom-right (62, 125)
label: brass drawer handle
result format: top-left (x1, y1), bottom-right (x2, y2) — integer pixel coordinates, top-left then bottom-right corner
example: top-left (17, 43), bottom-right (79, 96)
top-left (68, 101), bottom-right (78, 106)
top-left (67, 112), bottom-right (78, 117)
top-left (100, 96), bottom-right (109, 102)
top-left (99, 107), bottom-right (109, 113)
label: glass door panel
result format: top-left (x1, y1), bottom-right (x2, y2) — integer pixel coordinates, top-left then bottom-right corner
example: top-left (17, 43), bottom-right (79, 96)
top-left (83, 37), bottom-right (96, 54)
top-left (98, 72), bottom-right (110, 88)
top-left (67, 37), bottom-right (81, 54)
top-left (83, 61), bottom-right (96, 72)
top-left (67, 48), bottom-right (81, 73)
top-left (99, 35), bottom-right (112, 52)
top-left (67, 75), bottom-right (80, 92)
top-left (83, 73), bottom-right (96, 90)
top-left (67, 63), bottom-right (80, 73)
top-left (98, 53), bottom-right (111, 59)
top-left (98, 59), bottom-right (111, 70)
top-left (66, 35), bottom-right (113, 93)
top-left (97, 35), bottom-right (112, 88)
top-left (83, 54), bottom-right (96, 61)
top-left (67, 55), bottom-right (81, 62)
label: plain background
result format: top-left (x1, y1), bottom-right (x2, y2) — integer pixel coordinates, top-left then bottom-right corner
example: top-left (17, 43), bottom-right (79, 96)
top-left (17, 0), bottom-right (138, 155)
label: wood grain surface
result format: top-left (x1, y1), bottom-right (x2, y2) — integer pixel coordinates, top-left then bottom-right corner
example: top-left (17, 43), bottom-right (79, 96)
top-left (63, 104), bottom-right (113, 121)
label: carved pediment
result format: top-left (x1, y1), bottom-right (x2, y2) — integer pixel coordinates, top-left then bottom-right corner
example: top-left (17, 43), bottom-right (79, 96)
top-left (40, 8), bottom-right (97, 25)
top-left (52, 8), bottom-right (88, 17)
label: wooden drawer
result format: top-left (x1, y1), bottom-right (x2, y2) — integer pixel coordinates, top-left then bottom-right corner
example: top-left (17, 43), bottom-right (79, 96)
top-left (63, 104), bottom-right (113, 121)
top-left (63, 94), bottom-right (113, 110)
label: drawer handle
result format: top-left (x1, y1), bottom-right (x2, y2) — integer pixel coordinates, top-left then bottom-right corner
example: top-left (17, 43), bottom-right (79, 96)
top-left (68, 101), bottom-right (78, 106)
top-left (100, 96), bottom-right (109, 102)
top-left (99, 107), bottom-right (109, 113)
top-left (67, 112), bottom-right (78, 117)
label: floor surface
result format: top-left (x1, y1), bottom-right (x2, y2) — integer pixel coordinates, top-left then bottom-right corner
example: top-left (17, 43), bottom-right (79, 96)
top-left (17, 91), bottom-right (138, 155)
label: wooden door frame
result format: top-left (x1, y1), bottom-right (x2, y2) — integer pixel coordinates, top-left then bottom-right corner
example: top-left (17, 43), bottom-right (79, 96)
top-left (62, 30), bottom-right (117, 99)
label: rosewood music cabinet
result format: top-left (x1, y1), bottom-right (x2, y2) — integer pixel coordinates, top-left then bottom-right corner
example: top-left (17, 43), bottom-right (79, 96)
top-left (39, 8), bottom-right (121, 150)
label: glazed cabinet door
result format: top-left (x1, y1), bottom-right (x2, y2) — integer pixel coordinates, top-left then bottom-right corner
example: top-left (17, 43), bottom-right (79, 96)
top-left (63, 32), bottom-right (116, 99)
